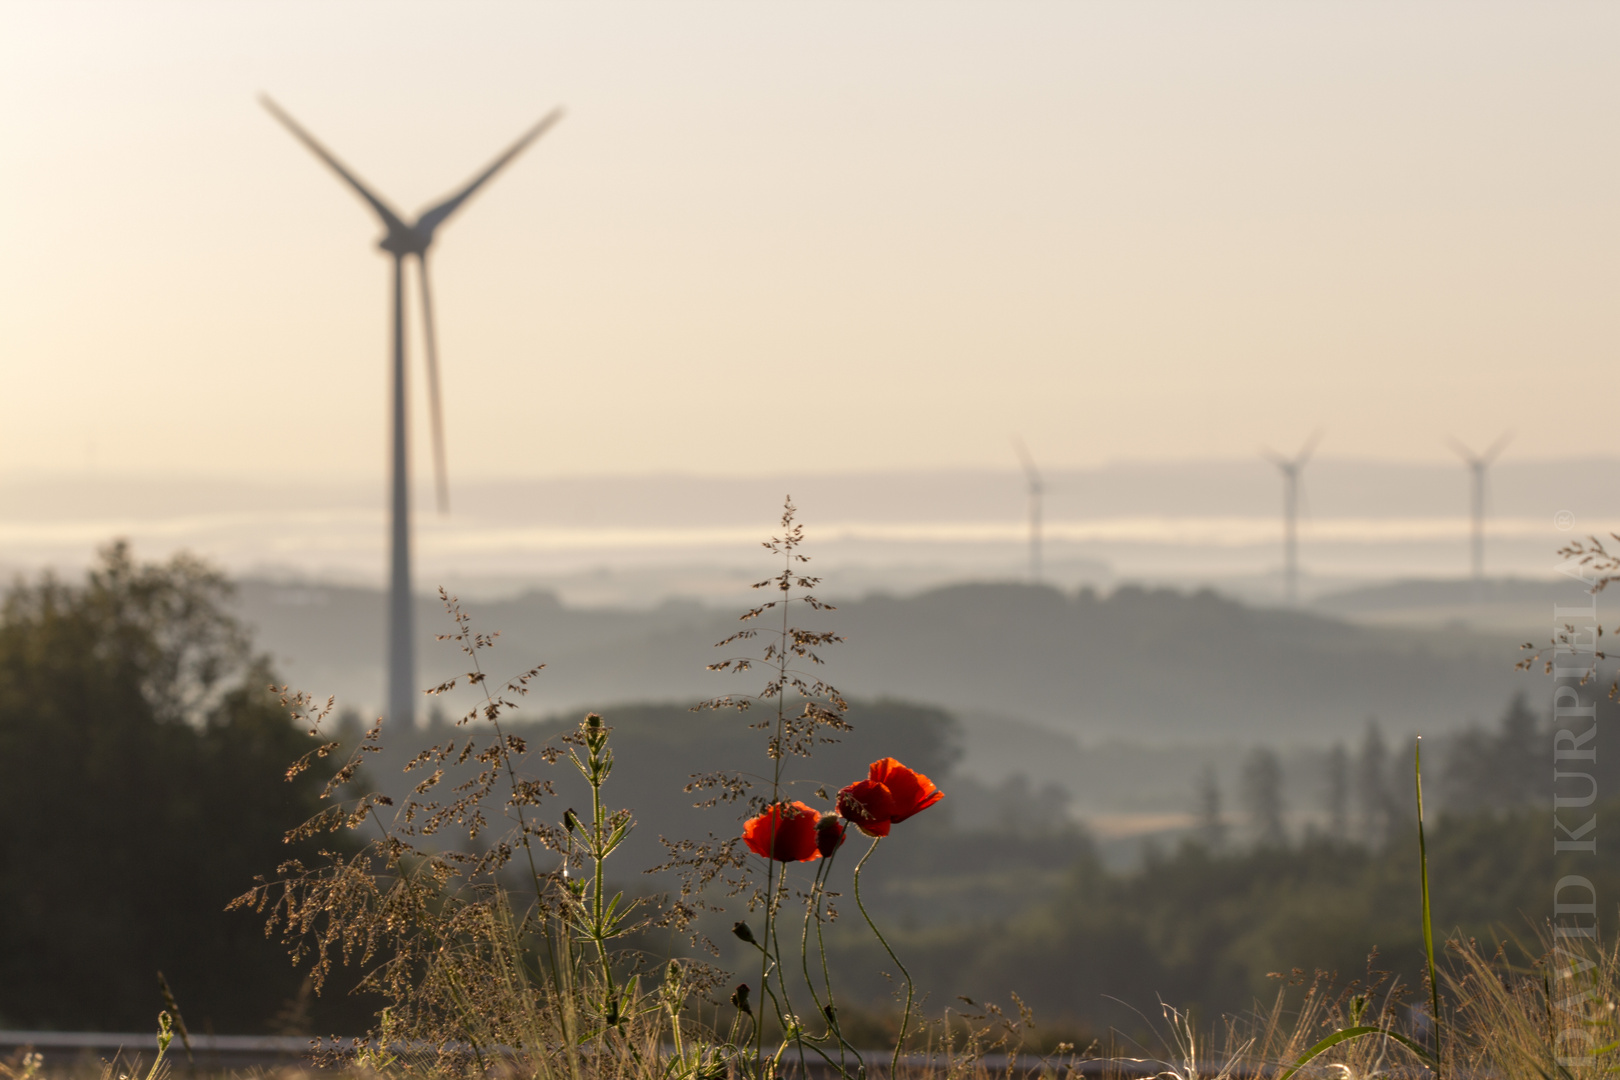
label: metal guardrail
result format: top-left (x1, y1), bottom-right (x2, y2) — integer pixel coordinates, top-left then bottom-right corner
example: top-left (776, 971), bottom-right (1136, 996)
top-left (1, 1032), bottom-right (1393, 1077)
top-left (0, 1031), bottom-right (333, 1070)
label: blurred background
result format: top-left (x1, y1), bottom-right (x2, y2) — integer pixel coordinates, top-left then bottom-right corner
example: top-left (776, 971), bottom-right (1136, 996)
top-left (0, 0), bottom-right (1615, 1043)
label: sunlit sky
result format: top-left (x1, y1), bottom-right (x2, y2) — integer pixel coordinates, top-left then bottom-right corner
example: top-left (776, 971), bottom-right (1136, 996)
top-left (3, 2), bottom-right (1617, 482)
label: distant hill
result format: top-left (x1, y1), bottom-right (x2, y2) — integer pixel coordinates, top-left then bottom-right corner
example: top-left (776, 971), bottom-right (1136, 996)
top-left (1310, 575), bottom-right (1585, 634)
top-left (235, 578), bottom-right (1544, 743)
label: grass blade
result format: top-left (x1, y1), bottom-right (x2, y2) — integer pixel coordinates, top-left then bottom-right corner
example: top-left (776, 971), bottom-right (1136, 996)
top-left (1417, 735), bottom-right (1443, 1075)
top-left (1276, 1024), bottom-right (1437, 1080)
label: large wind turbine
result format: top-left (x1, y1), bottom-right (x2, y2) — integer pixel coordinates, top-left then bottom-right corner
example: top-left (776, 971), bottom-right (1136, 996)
top-left (1263, 432), bottom-right (1321, 605)
top-left (1013, 439), bottom-right (1043, 583)
top-left (1447, 431), bottom-right (1512, 603)
top-left (263, 96), bottom-right (562, 726)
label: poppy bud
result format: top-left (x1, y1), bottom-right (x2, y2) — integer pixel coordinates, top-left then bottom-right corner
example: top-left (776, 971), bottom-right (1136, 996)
top-left (732, 921), bottom-right (757, 945)
top-left (731, 983), bottom-right (752, 1015)
top-left (816, 813), bottom-right (846, 858)
top-left (563, 808), bottom-right (581, 833)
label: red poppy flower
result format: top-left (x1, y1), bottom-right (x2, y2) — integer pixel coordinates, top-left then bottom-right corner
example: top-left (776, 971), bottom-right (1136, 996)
top-left (836, 778), bottom-right (897, 837)
top-left (816, 813), bottom-right (847, 858)
top-left (742, 801), bottom-right (820, 862)
top-left (868, 758), bottom-right (943, 824)
top-left (837, 758), bottom-right (943, 837)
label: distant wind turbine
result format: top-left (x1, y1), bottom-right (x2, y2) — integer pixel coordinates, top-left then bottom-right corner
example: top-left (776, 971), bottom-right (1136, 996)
top-left (1013, 438), bottom-right (1043, 583)
top-left (1263, 431), bottom-right (1321, 605)
top-left (263, 95), bottom-right (563, 726)
top-left (1447, 431), bottom-right (1512, 603)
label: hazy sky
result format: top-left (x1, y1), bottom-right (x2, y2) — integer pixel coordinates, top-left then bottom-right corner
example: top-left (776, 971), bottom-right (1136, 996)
top-left (3, 2), bottom-right (1617, 481)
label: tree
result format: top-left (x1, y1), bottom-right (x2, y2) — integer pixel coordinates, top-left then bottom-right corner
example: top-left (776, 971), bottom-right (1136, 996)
top-left (1195, 764), bottom-right (1228, 850)
top-left (1356, 719), bottom-right (1391, 845)
top-left (1323, 742), bottom-right (1350, 841)
top-left (1240, 747), bottom-right (1286, 848)
top-left (1442, 692), bottom-right (1542, 813)
top-left (0, 543), bottom-right (358, 1032)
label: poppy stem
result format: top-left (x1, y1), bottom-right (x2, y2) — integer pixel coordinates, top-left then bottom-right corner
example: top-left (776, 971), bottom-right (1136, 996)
top-left (801, 855), bottom-right (863, 1072)
top-left (767, 867), bottom-right (807, 1078)
top-left (757, 858), bottom-right (773, 1074)
top-left (852, 836), bottom-right (913, 1079)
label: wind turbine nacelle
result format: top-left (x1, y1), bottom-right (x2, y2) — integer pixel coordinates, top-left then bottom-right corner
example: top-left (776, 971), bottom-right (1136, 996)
top-left (379, 225), bottom-right (431, 257)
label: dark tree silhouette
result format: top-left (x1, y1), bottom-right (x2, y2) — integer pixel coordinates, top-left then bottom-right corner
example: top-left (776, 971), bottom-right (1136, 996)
top-left (1240, 747), bottom-right (1286, 848)
top-left (0, 543), bottom-right (360, 1032)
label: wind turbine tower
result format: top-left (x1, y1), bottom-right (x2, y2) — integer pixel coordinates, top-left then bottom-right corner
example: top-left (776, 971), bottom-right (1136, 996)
top-left (264, 96), bottom-right (562, 726)
top-left (1264, 432), bottom-right (1321, 605)
top-left (1013, 439), bottom-right (1043, 583)
top-left (1447, 432), bottom-right (1512, 603)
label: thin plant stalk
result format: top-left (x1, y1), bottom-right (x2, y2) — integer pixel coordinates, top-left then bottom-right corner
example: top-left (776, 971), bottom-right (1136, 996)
top-left (757, 857), bottom-right (774, 1072)
top-left (1416, 735), bottom-right (1443, 1075)
top-left (815, 876), bottom-right (862, 1073)
top-left (767, 871), bottom-right (810, 1078)
top-left (755, 530), bottom-right (801, 1077)
top-left (799, 854), bottom-right (861, 1072)
top-left (853, 836), bottom-right (915, 1078)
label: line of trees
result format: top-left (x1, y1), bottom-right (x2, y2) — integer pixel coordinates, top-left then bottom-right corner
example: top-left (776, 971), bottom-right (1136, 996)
top-left (827, 793), bottom-right (1615, 1037)
top-left (1194, 693), bottom-right (1550, 850)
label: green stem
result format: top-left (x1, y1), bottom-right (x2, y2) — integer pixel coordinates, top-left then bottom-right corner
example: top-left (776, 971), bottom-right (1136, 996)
top-left (799, 859), bottom-right (831, 1015)
top-left (853, 836), bottom-right (913, 1078)
top-left (767, 868), bottom-right (808, 1079)
top-left (757, 858), bottom-right (773, 1075)
top-left (804, 854), bottom-right (861, 1072)
top-left (739, 918), bottom-right (844, 1079)
top-left (589, 748), bottom-right (616, 998)
top-left (754, 543), bottom-right (794, 1079)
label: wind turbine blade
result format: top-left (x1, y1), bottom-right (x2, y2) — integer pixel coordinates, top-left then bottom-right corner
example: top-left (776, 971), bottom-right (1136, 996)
top-left (1483, 430), bottom-right (1514, 465)
top-left (260, 95), bottom-right (411, 235)
top-left (1012, 437), bottom-right (1041, 489)
top-left (1261, 447), bottom-right (1288, 470)
top-left (1296, 429), bottom-right (1323, 467)
top-left (415, 107), bottom-right (564, 236)
top-left (418, 256), bottom-right (450, 515)
top-left (1445, 435), bottom-right (1477, 464)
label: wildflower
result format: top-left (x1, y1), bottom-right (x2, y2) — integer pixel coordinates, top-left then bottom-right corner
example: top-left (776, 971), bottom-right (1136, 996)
top-left (836, 758), bottom-right (943, 837)
top-left (742, 800), bottom-right (820, 862)
top-left (816, 812), bottom-right (847, 857)
top-left (837, 779), bottom-right (897, 836)
top-left (731, 983), bottom-right (753, 1016)
top-left (870, 757), bottom-right (943, 824)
